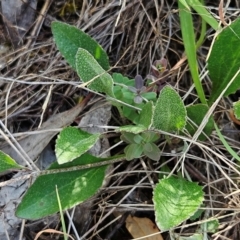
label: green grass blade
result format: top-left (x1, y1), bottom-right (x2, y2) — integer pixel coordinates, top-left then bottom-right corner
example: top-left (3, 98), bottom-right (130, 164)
top-left (214, 123), bottom-right (240, 162)
top-left (196, 0), bottom-right (207, 49)
top-left (56, 185), bottom-right (67, 240)
top-left (178, 1), bottom-right (207, 104)
top-left (178, 0), bottom-right (191, 10)
top-left (186, 0), bottom-right (219, 31)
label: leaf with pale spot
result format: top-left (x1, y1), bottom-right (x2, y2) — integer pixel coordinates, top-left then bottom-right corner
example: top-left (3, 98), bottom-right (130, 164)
top-left (16, 153), bottom-right (109, 219)
top-left (153, 176), bottom-right (204, 231)
top-left (56, 127), bottom-right (100, 164)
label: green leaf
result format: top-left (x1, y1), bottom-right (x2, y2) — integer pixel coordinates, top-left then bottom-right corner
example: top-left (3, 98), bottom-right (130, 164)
top-left (16, 153), bottom-right (108, 219)
top-left (138, 101), bottom-right (154, 128)
top-left (189, 205), bottom-right (204, 220)
top-left (143, 142), bottom-right (153, 152)
top-left (140, 131), bottom-right (160, 143)
top-left (143, 143), bottom-right (161, 161)
top-left (204, 219), bottom-right (219, 233)
top-left (51, 21), bottom-right (109, 70)
top-left (112, 73), bottom-right (134, 86)
top-left (153, 176), bottom-right (204, 231)
top-left (0, 150), bottom-right (23, 173)
top-left (55, 127), bottom-right (100, 164)
top-left (76, 48), bottom-right (115, 97)
top-left (122, 105), bottom-right (140, 123)
top-left (133, 134), bottom-right (143, 144)
top-left (185, 104), bottom-right (214, 141)
top-left (233, 100), bottom-right (240, 120)
top-left (141, 92), bottom-right (157, 101)
top-left (120, 132), bottom-right (136, 143)
top-left (208, 18), bottom-right (240, 104)
top-left (152, 86), bottom-right (187, 132)
top-left (122, 91), bottom-right (134, 100)
top-left (178, 0), bottom-right (190, 10)
top-left (124, 144), bottom-right (143, 160)
top-left (214, 122), bottom-right (240, 162)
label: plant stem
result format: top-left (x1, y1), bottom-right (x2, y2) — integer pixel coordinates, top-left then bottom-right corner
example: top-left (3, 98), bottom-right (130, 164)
top-left (39, 156), bottom-right (126, 175)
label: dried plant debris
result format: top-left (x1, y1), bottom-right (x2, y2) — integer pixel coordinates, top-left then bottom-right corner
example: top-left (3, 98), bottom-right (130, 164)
top-left (0, 0), bottom-right (240, 239)
top-left (1, 0), bottom-right (37, 47)
top-left (1, 102), bottom-right (87, 165)
top-left (0, 171), bottom-right (59, 240)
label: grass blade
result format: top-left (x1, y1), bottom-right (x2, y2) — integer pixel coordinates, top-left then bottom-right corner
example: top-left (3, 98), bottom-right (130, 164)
top-left (186, 0), bottom-right (219, 31)
top-left (178, 0), bottom-right (207, 104)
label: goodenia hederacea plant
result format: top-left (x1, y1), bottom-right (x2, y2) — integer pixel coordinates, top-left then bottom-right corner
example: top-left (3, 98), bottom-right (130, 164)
top-left (117, 101), bottom-right (154, 134)
top-left (120, 131), bottom-right (161, 161)
top-left (153, 176), bottom-right (204, 231)
top-left (112, 73), bottom-right (156, 123)
top-left (16, 153), bottom-right (110, 219)
top-left (76, 48), bottom-right (115, 98)
top-left (0, 150), bottom-right (23, 173)
top-left (51, 21), bottom-right (109, 70)
top-left (55, 127), bottom-right (100, 164)
top-left (153, 86), bottom-right (187, 132)
top-left (208, 18), bottom-right (240, 104)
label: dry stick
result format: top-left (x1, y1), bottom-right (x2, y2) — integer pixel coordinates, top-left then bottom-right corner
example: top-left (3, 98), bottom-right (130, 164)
top-left (0, 173), bottom-right (32, 188)
top-left (13, 0), bottom-right (53, 76)
top-left (0, 123), bottom-right (39, 171)
top-left (4, 81), bottom-right (14, 128)
top-left (25, 0), bottom-right (53, 49)
top-left (38, 82), bottom-right (54, 128)
top-left (218, 0), bottom-right (231, 27)
top-left (110, 0), bottom-right (126, 51)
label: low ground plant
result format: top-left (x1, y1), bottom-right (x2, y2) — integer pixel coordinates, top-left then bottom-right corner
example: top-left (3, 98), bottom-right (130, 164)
top-left (1, 0), bottom-right (240, 237)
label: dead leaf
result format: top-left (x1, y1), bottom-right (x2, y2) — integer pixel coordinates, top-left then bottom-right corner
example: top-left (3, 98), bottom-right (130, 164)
top-left (1, 0), bottom-right (37, 47)
top-left (1, 101), bottom-right (88, 166)
top-left (126, 215), bottom-right (163, 240)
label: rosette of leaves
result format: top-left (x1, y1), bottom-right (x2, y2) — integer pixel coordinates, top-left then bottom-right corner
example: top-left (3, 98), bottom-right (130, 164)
top-left (113, 73), bottom-right (156, 123)
top-left (121, 131), bottom-right (161, 161)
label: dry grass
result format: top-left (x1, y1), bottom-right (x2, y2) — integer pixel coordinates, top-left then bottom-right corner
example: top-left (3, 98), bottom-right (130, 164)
top-left (1, 0), bottom-right (240, 239)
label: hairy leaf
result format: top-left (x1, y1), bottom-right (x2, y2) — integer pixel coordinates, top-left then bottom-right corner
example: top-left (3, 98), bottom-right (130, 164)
top-left (56, 127), bottom-right (100, 164)
top-left (153, 176), bottom-right (204, 231)
top-left (76, 48), bottom-right (115, 97)
top-left (52, 21), bottom-right (109, 70)
top-left (153, 86), bottom-right (186, 132)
